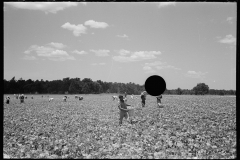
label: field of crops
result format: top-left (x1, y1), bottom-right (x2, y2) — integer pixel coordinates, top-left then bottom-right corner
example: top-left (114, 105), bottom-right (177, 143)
top-left (4, 94), bottom-right (236, 159)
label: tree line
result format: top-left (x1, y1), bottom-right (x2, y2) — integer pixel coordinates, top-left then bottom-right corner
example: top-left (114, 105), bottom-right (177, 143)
top-left (4, 77), bottom-right (236, 96)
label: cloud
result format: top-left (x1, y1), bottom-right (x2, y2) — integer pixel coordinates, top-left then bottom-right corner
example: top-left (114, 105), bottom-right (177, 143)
top-left (113, 50), bottom-right (161, 62)
top-left (218, 35), bottom-right (236, 45)
top-left (23, 44), bottom-right (75, 61)
top-left (185, 70), bottom-right (208, 79)
top-left (61, 22), bottom-right (87, 36)
top-left (158, 2), bottom-right (176, 8)
top-left (117, 34), bottom-right (128, 38)
top-left (118, 49), bottom-right (131, 56)
top-left (226, 17), bottom-right (234, 24)
top-left (4, 2), bottom-right (83, 14)
top-left (72, 50), bottom-right (88, 55)
top-left (48, 42), bottom-right (66, 49)
top-left (84, 20), bottom-right (109, 28)
top-left (143, 66), bottom-right (156, 73)
top-left (90, 49), bottom-right (110, 56)
top-left (22, 55), bottom-right (37, 60)
top-left (143, 61), bottom-right (181, 73)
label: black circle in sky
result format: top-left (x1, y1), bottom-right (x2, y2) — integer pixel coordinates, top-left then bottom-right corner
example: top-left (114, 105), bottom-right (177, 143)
top-left (144, 75), bottom-right (166, 96)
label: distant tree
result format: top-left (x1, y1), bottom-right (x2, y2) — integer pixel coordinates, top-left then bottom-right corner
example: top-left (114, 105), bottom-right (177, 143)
top-left (91, 82), bottom-right (102, 94)
top-left (176, 88), bottom-right (183, 95)
top-left (218, 90), bottom-right (225, 96)
top-left (82, 78), bottom-right (93, 84)
top-left (82, 83), bottom-right (91, 94)
top-left (192, 83), bottom-right (209, 95)
top-left (4, 79), bottom-right (9, 93)
top-left (69, 80), bottom-right (81, 94)
top-left (9, 76), bottom-right (17, 93)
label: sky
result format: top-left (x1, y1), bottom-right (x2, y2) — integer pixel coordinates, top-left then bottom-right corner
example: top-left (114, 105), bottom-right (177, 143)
top-left (4, 2), bottom-right (236, 90)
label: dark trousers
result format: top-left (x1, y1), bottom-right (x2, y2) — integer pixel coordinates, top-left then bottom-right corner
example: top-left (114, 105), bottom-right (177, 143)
top-left (142, 100), bottom-right (145, 107)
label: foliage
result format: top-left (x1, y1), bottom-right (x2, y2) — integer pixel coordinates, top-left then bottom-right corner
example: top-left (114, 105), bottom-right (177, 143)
top-left (4, 95), bottom-right (236, 159)
top-left (176, 88), bottom-right (183, 95)
top-left (4, 77), bottom-right (235, 95)
top-left (192, 83), bottom-right (209, 95)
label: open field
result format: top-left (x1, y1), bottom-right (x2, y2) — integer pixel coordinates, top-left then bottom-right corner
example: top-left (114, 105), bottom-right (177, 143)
top-left (4, 94), bottom-right (236, 159)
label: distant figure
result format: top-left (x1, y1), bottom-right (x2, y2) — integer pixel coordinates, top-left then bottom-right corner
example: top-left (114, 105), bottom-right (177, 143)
top-left (156, 95), bottom-right (163, 107)
top-left (118, 95), bottom-right (133, 125)
top-left (131, 94), bottom-right (134, 99)
top-left (124, 92), bottom-right (127, 98)
top-left (79, 96), bottom-right (83, 100)
top-left (5, 96), bottom-right (10, 104)
top-left (20, 94), bottom-right (24, 103)
top-left (42, 95), bottom-right (43, 98)
top-left (112, 95), bottom-right (118, 101)
top-left (63, 96), bottom-right (67, 102)
top-left (141, 91), bottom-right (147, 107)
top-left (31, 96), bottom-right (33, 99)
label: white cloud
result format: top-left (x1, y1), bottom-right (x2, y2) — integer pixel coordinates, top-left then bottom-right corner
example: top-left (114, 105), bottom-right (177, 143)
top-left (90, 49), bottom-right (110, 56)
top-left (22, 55), bottom-right (37, 60)
top-left (72, 50), bottom-right (88, 55)
top-left (218, 35), bottom-right (236, 45)
top-left (117, 34), bottom-right (128, 38)
top-left (23, 44), bottom-right (75, 61)
top-left (185, 70), bottom-right (208, 79)
top-left (48, 42), bottom-right (66, 49)
top-left (84, 20), bottom-right (109, 28)
top-left (158, 2), bottom-right (176, 8)
top-left (118, 49), bottom-right (131, 56)
top-left (143, 66), bottom-right (152, 70)
top-left (61, 22), bottom-right (87, 36)
top-left (145, 61), bottom-right (164, 67)
top-left (143, 60), bottom-right (181, 73)
top-left (4, 2), bottom-right (83, 14)
top-left (113, 50), bottom-right (161, 62)
top-left (38, 49), bottom-right (68, 57)
top-left (143, 66), bottom-right (156, 73)
top-left (226, 17), bottom-right (234, 24)
top-left (24, 45), bottom-right (39, 54)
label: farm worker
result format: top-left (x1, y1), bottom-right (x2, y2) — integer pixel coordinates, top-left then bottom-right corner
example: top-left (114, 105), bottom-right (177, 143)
top-left (156, 94), bottom-right (163, 107)
top-left (141, 91), bottom-right (147, 107)
top-left (20, 94), bottom-right (24, 103)
top-left (118, 95), bottom-right (133, 125)
top-left (5, 96), bottom-right (10, 104)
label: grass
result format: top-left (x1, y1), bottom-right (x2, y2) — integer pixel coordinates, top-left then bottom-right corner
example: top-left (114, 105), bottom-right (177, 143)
top-left (4, 94), bottom-right (236, 159)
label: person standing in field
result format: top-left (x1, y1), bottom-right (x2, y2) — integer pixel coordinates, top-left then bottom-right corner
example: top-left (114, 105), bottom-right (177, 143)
top-left (20, 94), bottom-right (24, 103)
top-left (156, 94), bottom-right (163, 107)
top-left (5, 96), bottom-right (10, 104)
top-left (118, 95), bottom-right (133, 125)
top-left (141, 91), bottom-right (147, 107)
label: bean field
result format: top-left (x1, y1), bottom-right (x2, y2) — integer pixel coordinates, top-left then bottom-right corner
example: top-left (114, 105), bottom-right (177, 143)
top-left (4, 94), bottom-right (236, 159)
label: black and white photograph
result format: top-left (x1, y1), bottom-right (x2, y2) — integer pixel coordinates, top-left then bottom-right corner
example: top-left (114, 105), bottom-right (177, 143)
top-left (4, 2), bottom-right (236, 159)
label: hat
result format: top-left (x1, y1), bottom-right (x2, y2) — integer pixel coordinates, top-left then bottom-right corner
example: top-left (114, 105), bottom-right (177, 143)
top-left (118, 95), bottom-right (124, 99)
top-left (141, 91), bottom-right (147, 95)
